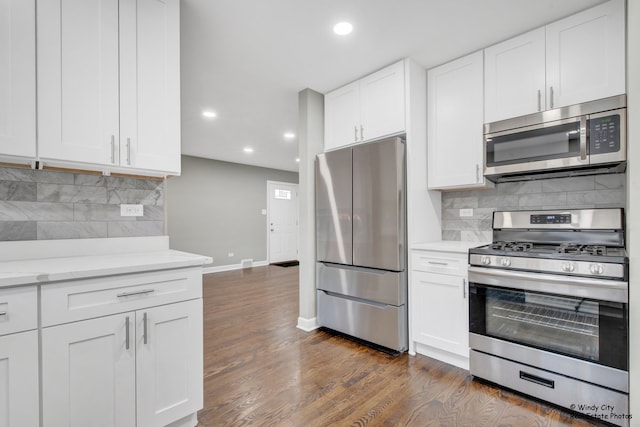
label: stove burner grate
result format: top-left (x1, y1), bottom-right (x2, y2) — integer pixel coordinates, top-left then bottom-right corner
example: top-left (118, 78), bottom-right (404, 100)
top-left (557, 244), bottom-right (606, 256)
top-left (489, 241), bottom-right (533, 252)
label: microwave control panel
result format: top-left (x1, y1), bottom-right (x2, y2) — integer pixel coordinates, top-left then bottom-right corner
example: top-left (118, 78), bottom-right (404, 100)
top-left (589, 114), bottom-right (620, 154)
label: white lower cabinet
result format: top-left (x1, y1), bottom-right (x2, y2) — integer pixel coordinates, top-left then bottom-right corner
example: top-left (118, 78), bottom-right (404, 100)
top-left (410, 249), bottom-right (469, 369)
top-left (0, 285), bottom-right (39, 427)
top-left (41, 268), bottom-right (203, 427)
top-left (0, 331), bottom-right (39, 427)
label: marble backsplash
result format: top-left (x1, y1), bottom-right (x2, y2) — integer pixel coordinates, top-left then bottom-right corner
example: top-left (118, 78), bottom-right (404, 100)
top-left (441, 173), bottom-right (626, 242)
top-left (0, 166), bottom-right (164, 241)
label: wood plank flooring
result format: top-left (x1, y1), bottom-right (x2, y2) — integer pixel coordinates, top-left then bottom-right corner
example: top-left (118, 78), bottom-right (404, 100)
top-left (197, 265), bottom-right (600, 427)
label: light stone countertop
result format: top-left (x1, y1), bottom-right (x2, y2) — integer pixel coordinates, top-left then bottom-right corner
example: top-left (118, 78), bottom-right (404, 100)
top-left (0, 237), bottom-right (212, 288)
top-left (411, 240), bottom-right (488, 254)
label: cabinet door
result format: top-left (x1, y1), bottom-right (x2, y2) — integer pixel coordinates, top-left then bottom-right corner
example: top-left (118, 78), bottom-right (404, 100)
top-left (136, 299), bottom-right (203, 427)
top-left (0, 0), bottom-right (36, 160)
top-left (428, 51), bottom-right (485, 189)
top-left (546, 0), bottom-right (625, 109)
top-left (120, 0), bottom-right (181, 174)
top-left (0, 331), bottom-right (39, 427)
top-left (484, 28), bottom-right (546, 123)
top-left (42, 313), bottom-right (136, 427)
top-left (359, 61), bottom-right (405, 142)
top-left (411, 271), bottom-right (468, 357)
top-left (37, 0), bottom-right (120, 165)
top-left (324, 81), bottom-right (359, 150)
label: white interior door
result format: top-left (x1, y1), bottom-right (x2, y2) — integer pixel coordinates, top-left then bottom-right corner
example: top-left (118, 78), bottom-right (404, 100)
top-left (268, 181), bottom-right (299, 263)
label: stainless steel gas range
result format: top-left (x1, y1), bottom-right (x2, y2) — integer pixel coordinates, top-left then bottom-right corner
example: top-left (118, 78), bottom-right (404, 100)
top-left (468, 208), bottom-right (629, 426)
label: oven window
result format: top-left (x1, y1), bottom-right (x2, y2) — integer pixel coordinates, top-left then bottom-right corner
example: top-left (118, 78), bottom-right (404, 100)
top-left (469, 284), bottom-right (628, 370)
top-left (486, 121), bottom-right (581, 166)
top-left (486, 288), bottom-right (599, 361)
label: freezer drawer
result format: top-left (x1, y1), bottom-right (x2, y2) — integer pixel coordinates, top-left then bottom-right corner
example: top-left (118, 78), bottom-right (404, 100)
top-left (317, 290), bottom-right (407, 352)
top-left (317, 262), bottom-right (406, 306)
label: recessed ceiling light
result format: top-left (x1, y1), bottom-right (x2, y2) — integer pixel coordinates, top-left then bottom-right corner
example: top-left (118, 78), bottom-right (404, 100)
top-left (284, 132), bottom-right (296, 139)
top-left (202, 110), bottom-right (217, 118)
top-left (243, 147), bottom-right (254, 153)
top-left (295, 158), bottom-right (300, 163)
top-left (333, 22), bottom-right (353, 36)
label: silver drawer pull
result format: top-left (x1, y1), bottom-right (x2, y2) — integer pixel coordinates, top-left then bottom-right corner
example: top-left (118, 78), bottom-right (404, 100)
top-left (117, 289), bottom-right (155, 298)
top-left (427, 261), bottom-right (449, 266)
top-left (0, 311), bottom-right (7, 317)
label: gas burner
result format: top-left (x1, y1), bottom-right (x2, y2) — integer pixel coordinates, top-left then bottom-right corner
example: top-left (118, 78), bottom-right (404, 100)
top-left (489, 241), bottom-right (533, 252)
top-left (557, 244), bottom-right (606, 256)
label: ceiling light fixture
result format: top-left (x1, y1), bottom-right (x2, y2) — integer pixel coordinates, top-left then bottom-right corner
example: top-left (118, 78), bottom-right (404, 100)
top-left (333, 22), bottom-right (353, 36)
top-left (284, 132), bottom-right (296, 139)
top-left (202, 110), bottom-right (217, 118)
top-left (295, 158), bottom-right (300, 163)
top-left (243, 147), bottom-right (254, 153)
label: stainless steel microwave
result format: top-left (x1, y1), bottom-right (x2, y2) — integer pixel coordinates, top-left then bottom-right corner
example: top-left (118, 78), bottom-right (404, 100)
top-left (484, 95), bottom-right (626, 182)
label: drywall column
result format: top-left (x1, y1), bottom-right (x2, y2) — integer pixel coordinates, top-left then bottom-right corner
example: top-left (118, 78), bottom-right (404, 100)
top-left (296, 88), bottom-right (324, 331)
top-left (627, 1), bottom-right (639, 421)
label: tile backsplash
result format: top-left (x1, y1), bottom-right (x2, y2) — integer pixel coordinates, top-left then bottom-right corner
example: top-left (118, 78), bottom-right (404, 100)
top-left (0, 167), bottom-right (164, 241)
top-left (441, 173), bottom-right (626, 242)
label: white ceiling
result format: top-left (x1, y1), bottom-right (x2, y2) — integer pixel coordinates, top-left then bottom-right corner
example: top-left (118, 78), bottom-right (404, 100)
top-left (179, 0), bottom-right (604, 172)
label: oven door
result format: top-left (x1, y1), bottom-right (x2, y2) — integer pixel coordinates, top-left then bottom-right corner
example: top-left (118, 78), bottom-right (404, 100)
top-left (468, 266), bottom-right (628, 391)
top-left (484, 115), bottom-right (588, 177)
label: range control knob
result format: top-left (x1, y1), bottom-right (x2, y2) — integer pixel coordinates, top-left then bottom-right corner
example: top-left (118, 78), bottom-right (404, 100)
top-left (500, 258), bottom-right (511, 267)
top-left (561, 263), bottom-right (575, 273)
top-left (481, 256), bottom-right (491, 265)
top-left (590, 264), bottom-right (605, 275)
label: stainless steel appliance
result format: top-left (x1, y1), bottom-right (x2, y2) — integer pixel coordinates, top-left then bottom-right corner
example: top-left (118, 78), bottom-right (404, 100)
top-left (484, 95), bottom-right (626, 182)
top-left (315, 136), bottom-right (407, 352)
top-left (468, 208), bottom-right (629, 426)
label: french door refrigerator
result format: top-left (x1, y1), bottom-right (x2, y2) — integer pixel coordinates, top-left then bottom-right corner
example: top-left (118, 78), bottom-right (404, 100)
top-left (315, 136), bottom-right (407, 352)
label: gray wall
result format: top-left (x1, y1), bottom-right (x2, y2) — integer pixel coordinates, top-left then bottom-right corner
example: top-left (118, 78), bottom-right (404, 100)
top-left (166, 155), bottom-right (298, 266)
top-left (441, 173), bottom-right (626, 242)
top-left (0, 166), bottom-right (164, 241)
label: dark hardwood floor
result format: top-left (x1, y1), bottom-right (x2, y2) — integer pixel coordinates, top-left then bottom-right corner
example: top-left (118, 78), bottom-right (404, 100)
top-left (197, 265), bottom-right (600, 427)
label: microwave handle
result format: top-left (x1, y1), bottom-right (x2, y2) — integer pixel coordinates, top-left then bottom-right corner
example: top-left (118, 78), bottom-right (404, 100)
top-left (579, 116), bottom-right (587, 160)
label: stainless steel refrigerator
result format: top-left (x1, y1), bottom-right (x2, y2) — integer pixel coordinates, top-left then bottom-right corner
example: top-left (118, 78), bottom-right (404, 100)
top-left (315, 136), bottom-right (407, 352)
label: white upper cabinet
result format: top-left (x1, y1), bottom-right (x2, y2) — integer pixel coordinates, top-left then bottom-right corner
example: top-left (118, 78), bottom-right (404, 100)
top-left (546, 0), bottom-right (625, 109)
top-left (37, 0), bottom-right (181, 176)
top-left (324, 61), bottom-right (405, 151)
top-left (428, 51), bottom-right (488, 190)
top-left (120, 0), bottom-right (181, 174)
top-left (484, 0), bottom-right (625, 123)
top-left (0, 0), bottom-right (36, 162)
top-left (484, 28), bottom-right (546, 123)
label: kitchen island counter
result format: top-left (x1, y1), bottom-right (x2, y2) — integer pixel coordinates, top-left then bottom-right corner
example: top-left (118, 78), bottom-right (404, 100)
top-left (0, 236), bottom-right (211, 288)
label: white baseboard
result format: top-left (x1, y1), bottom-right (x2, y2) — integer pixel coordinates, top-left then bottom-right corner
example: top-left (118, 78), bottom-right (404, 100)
top-left (296, 316), bottom-right (320, 332)
top-left (203, 260), bottom-right (268, 274)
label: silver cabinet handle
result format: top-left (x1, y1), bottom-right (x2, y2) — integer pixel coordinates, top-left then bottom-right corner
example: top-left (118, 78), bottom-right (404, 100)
top-left (549, 86), bottom-right (554, 109)
top-left (125, 316), bottom-right (130, 350)
top-left (143, 312), bottom-right (148, 345)
top-left (476, 164), bottom-right (480, 183)
top-left (428, 261), bottom-right (449, 266)
top-left (126, 137), bottom-right (131, 165)
top-left (360, 125), bottom-right (364, 141)
top-left (354, 126), bottom-right (358, 142)
top-left (0, 311), bottom-right (7, 317)
top-left (579, 116), bottom-right (588, 160)
top-left (110, 135), bottom-right (116, 163)
top-left (117, 289), bottom-right (154, 298)
top-left (462, 278), bottom-right (467, 299)
top-left (537, 89), bottom-right (542, 112)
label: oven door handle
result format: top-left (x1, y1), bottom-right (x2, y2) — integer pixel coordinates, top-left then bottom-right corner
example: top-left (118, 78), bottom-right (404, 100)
top-left (468, 266), bottom-right (628, 303)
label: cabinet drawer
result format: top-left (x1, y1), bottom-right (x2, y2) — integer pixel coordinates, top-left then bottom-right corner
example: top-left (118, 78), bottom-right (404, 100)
top-left (0, 286), bottom-right (38, 336)
top-left (411, 251), bottom-right (467, 275)
top-left (41, 267), bottom-right (202, 327)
